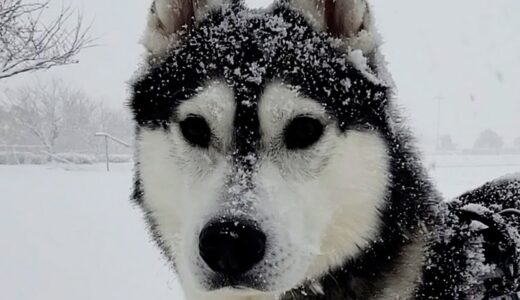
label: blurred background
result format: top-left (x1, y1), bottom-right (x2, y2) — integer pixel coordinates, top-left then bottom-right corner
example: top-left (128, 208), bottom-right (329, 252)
top-left (0, 0), bottom-right (519, 299)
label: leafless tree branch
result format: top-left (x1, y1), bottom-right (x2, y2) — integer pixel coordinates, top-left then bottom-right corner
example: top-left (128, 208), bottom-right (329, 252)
top-left (0, 0), bottom-right (92, 80)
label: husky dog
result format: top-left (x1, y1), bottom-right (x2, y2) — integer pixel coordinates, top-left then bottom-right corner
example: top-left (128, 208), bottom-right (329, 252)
top-left (129, 0), bottom-right (520, 299)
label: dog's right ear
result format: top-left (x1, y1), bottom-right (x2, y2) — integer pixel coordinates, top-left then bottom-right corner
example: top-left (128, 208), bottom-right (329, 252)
top-left (142, 0), bottom-right (223, 56)
top-left (286, 0), bottom-right (377, 54)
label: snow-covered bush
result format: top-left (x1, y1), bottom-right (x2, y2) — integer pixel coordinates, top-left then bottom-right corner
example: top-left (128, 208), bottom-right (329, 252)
top-left (53, 153), bottom-right (96, 164)
top-left (473, 129), bottom-right (504, 152)
top-left (0, 151), bottom-right (48, 165)
top-left (106, 154), bottom-right (132, 163)
top-left (514, 137), bottom-right (520, 149)
top-left (438, 134), bottom-right (457, 152)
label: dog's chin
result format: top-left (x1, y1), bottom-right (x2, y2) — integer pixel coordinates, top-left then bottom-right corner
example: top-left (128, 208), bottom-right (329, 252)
top-left (187, 285), bottom-right (274, 300)
top-left (203, 274), bottom-right (268, 292)
top-left (201, 272), bottom-right (310, 297)
top-left (200, 283), bottom-right (273, 299)
top-left (213, 286), bottom-right (264, 294)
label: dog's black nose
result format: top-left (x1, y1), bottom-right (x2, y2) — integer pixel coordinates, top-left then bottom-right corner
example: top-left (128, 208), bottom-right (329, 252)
top-left (199, 220), bottom-right (266, 276)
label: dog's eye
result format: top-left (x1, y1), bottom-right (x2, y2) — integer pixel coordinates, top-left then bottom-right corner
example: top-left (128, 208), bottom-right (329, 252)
top-left (284, 116), bottom-right (324, 150)
top-left (179, 116), bottom-right (211, 148)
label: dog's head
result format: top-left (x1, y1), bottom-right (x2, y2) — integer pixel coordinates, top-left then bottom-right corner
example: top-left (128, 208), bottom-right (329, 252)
top-left (131, 0), bottom-right (391, 298)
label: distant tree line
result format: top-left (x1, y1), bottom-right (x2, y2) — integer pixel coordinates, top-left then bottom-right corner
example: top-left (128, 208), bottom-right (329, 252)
top-left (437, 130), bottom-right (520, 153)
top-left (0, 80), bottom-right (132, 156)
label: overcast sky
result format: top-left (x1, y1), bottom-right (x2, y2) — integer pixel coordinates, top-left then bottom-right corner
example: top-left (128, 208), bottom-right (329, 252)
top-left (1, 0), bottom-right (519, 150)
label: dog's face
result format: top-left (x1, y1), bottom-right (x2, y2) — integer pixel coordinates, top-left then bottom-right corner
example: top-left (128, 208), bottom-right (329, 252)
top-left (132, 0), bottom-right (390, 298)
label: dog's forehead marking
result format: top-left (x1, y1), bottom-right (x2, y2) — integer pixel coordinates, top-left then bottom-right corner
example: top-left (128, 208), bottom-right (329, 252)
top-left (177, 81), bottom-right (238, 150)
top-left (176, 81), bottom-right (235, 124)
top-left (259, 82), bottom-right (327, 137)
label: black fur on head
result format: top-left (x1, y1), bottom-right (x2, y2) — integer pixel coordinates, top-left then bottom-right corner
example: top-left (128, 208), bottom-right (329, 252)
top-left (131, 2), bottom-right (388, 132)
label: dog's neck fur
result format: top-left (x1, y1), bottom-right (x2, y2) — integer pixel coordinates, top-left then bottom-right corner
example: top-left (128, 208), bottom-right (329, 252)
top-left (185, 290), bottom-right (277, 300)
top-left (282, 236), bottom-right (428, 300)
top-left (185, 236), bottom-right (428, 300)
top-left (372, 238), bottom-right (426, 300)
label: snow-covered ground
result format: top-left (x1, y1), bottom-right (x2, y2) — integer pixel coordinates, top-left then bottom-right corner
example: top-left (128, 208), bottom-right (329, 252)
top-left (1, 157), bottom-right (519, 299)
top-left (426, 154), bottom-right (520, 198)
top-left (0, 163), bottom-right (184, 300)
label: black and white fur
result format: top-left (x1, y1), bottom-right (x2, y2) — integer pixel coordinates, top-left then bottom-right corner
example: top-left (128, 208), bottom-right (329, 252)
top-left (129, 0), bottom-right (520, 299)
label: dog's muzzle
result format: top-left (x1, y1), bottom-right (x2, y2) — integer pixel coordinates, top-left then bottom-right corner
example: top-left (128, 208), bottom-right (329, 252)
top-left (199, 219), bottom-right (266, 277)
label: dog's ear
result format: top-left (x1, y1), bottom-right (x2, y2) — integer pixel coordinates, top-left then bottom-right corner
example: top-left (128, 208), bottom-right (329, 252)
top-left (142, 0), bottom-right (219, 56)
top-left (287, 0), bottom-right (376, 53)
top-left (323, 0), bottom-right (367, 38)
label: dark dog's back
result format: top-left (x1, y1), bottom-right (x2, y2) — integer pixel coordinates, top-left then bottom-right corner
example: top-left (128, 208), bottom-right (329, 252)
top-left (418, 175), bottom-right (520, 299)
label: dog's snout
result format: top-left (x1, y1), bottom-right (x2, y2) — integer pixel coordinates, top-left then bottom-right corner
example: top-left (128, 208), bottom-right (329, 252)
top-left (199, 220), bottom-right (266, 276)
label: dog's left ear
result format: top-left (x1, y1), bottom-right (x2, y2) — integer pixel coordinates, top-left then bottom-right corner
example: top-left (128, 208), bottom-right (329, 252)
top-left (287, 0), bottom-right (377, 54)
top-left (142, 0), bottom-right (230, 56)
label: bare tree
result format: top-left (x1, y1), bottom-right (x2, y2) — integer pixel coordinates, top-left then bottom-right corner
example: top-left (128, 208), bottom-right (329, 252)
top-left (4, 80), bottom-right (76, 153)
top-left (95, 102), bottom-right (133, 152)
top-left (0, 0), bottom-right (91, 79)
top-left (3, 80), bottom-right (132, 155)
top-left (514, 137), bottom-right (520, 149)
top-left (0, 103), bottom-right (11, 141)
top-left (58, 89), bottom-right (97, 150)
top-left (473, 129), bottom-right (504, 151)
top-left (437, 134), bottom-right (457, 151)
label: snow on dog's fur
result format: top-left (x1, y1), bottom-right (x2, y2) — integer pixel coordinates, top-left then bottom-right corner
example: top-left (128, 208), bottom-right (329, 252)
top-left (130, 0), bottom-right (520, 299)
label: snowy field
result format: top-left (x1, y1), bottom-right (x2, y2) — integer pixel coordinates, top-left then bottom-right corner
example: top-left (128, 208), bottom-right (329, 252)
top-left (0, 163), bottom-right (184, 300)
top-left (1, 156), bottom-right (519, 299)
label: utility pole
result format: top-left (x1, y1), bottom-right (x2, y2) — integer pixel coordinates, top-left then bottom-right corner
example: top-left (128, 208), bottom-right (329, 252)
top-left (104, 135), bottom-right (109, 171)
top-left (435, 96), bottom-right (442, 152)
